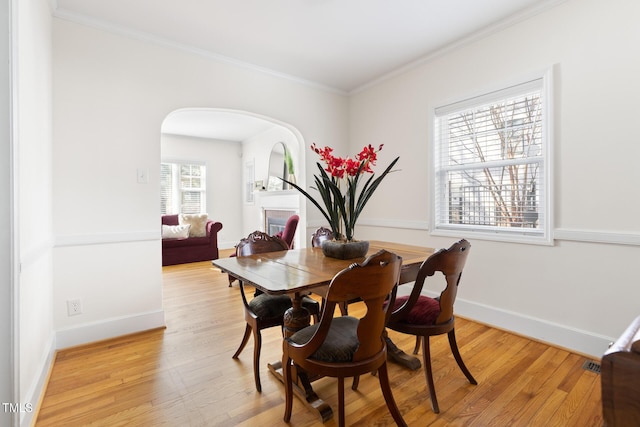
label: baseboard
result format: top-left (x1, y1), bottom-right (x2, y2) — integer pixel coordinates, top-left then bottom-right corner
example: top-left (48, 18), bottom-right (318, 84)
top-left (396, 287), bottom-right (611, 359)
top-left (21, 333), bottom-right (56, 427)
top-left (55, 310), bottom-right (166, 350)
top-left (218, 240), bottom-right (238, 250)
top-left (455, 298), bottom-right (611, 359)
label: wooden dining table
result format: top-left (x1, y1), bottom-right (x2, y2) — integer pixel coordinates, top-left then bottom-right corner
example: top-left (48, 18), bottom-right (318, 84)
top-left (212, 240), bottom-right (433, 422)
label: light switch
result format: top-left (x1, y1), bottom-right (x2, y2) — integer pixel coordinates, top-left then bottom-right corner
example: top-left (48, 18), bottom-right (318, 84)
top-left (137, 168), bottom-right (149, 184)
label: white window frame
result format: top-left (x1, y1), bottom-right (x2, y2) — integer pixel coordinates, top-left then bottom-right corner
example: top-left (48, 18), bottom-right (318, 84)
top-left (431, 69), bottom-right (554, 245)
top-left (160, 160), bottom-right (207, 215)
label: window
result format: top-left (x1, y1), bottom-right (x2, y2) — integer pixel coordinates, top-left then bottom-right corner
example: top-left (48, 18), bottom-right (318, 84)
top-left (160, 162), bottom-right (206, 214)
top-left (433, 75), bottom-right (552, 244)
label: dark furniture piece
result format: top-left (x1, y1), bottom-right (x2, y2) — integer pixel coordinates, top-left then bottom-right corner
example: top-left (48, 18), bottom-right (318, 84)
top-left (231, 231), bottom-right (320, 392)
top-left (282, 250), bottom-right (407, 427)
top-left (274, 214), bottom-right (299, 248)
top-left (310, 226), bottom-right (333, 248)
top-left (228, 214), bottom-right (299, 286)
top-left (161, 214), bottom-right (222, 266)
top-left (602, 315), bottom-right (640, 426)
top-left (387, 239), bottom-right (476, 413)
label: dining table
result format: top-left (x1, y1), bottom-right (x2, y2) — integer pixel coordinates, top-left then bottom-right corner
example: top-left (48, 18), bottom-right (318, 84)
top-left (212, 240), bottom-right (434, 422)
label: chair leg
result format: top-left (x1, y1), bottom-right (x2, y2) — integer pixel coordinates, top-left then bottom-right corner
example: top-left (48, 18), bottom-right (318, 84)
top-left (377, 361), bottom-right (408, 427)
top-left (351, 375), bottom-right (359, 390)
top-left (337, 376), bottom-right (345, 427)
top-left (339, 301), bottom-right (348, 316)
top-left (448, 329), bottom-right (477, 385)
top-left (232, 323), bottom-right (251, 358)
top-left (228, 273), bottom-right (237, 287)
top-left (283, 356), bottom-right (293, 422)
top-left (252, 326), bottom-right (263, 392)
top-left (421, 336), bottom-right (440, 413)
top-left (413, 336), bottom-right (421, 354)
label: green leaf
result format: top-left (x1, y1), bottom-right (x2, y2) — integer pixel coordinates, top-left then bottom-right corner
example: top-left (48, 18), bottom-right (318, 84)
top-left (353, 156), bottom-right (400, 225)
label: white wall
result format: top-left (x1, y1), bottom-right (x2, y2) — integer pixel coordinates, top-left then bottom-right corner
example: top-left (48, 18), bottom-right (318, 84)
top-left (161, 134), bottom-right (243, 248)
top-left (15, 0), bottom-right (54, 426)
top-left (350, 0), bottom-right (640, 357)
top-left (51, 15), bottom-right (348, 354)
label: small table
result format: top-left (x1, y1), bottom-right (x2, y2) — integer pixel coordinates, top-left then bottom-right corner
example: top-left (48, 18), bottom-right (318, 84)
top-left (213, 240), bottom-right (432, 422)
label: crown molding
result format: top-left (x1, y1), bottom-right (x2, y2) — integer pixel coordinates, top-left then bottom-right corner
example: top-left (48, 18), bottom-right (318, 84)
top-left (350, 0), bottom-right (568, 95)
top-left (52, 7), bottom-right (348, 96)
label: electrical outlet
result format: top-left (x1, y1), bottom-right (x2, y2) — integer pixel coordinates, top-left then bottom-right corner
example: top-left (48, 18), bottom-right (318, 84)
top-left (67, 298), bottom-right (82, 316)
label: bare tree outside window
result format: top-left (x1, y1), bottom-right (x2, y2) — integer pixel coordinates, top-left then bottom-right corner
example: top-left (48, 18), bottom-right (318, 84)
top-left (434, 77), bottom-right (549, 241)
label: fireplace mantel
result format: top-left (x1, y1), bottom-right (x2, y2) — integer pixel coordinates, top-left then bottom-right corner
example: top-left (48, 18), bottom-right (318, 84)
top-left (257, 190), bottom-right (300, 209)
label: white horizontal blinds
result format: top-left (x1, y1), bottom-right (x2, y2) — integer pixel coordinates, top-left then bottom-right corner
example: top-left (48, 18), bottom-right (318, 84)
top-left (160, 163), bottom-right (174, 215)
top-left (435, 79), bottom-right (544, 235)
top-left (179, 164), bottom-right (205, 214)
top-left (160, 162), bottom-right (206, 214)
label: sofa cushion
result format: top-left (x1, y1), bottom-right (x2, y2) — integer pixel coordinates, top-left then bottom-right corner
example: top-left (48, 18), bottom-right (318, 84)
top-left (179, 213), bottom-right (208, 237)
top-left (162, 236), bottom-right (210, 248)
top-left (162, 224), bottom-right (190, 239)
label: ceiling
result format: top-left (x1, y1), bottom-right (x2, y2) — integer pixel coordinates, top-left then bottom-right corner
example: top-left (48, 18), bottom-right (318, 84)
top-left (161, 109), bottom-right (278, 141)
top-left (54, 0), bottom-right (563, 94)
top-left (54, 0), bottom-right (563, 141)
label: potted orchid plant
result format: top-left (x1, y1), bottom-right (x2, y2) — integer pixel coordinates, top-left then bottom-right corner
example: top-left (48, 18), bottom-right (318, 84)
top-left (283, 143), bottom-right (399, 258)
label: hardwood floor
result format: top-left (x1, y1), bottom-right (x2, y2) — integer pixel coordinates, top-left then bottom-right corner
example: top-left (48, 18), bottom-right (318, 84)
top-left (36, 257), bottom-right (603, 426)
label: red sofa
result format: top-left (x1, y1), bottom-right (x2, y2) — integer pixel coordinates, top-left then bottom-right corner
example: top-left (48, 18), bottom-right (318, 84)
top-left (161, 214), bottom-right (223, 266)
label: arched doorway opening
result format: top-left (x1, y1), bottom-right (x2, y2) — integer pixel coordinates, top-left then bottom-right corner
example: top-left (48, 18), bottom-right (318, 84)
top-left (160, 108), bottom-right (307, 249)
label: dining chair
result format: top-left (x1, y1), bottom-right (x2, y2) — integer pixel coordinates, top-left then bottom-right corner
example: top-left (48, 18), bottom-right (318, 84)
top-left (282, 250), bottom-right (407, 427)
top-left (232, 231), bottom-right (320, 392)
top-left (228, 215), bottom-right (299, 286)
top-left (310, 226), bottom-right (333, 248)
top-left (387, 239), bottom-right (476, 413)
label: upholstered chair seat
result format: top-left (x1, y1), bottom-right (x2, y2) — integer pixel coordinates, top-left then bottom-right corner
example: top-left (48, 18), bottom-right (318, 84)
top-left (391, 295), bottom-right (441, 325)
top-left (287, 316), bottom-right (359, 363)
top-left (249, 294), bottom-right (318, 320)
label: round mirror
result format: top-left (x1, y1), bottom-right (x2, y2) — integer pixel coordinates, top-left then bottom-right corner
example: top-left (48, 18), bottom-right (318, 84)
top-left (267, 142), bottom-right (294, 191)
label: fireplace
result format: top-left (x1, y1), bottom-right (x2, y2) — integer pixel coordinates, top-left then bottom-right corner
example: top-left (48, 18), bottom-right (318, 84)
top-left (264, 209), bottom-right (296, 236)
top-left (257, 190), bottom-right (301, 248)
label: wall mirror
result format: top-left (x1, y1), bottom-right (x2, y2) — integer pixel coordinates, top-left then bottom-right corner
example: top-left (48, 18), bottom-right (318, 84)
top-left (267, 142), bottom-right (294, 191)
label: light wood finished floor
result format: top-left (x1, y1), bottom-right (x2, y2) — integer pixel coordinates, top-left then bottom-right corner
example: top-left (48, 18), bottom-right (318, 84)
top-left (36, 256), bottom-right (604, 426)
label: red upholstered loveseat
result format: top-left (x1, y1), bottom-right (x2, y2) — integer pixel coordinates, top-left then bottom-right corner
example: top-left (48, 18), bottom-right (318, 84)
top-left (161, 214), bottom-right (223, 266)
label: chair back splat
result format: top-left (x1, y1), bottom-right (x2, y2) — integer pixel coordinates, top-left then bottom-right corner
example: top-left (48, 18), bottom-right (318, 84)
top-left (236, 230), bottom-right (288, 256)
top-left (228, 215), bottom-right (297, 286)
top-left (387, 239), bottom-right (476, 414)
top-left (310, 226), bottom-right (333, 248)
top-left (282, 250), bottom-right (407, 427)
